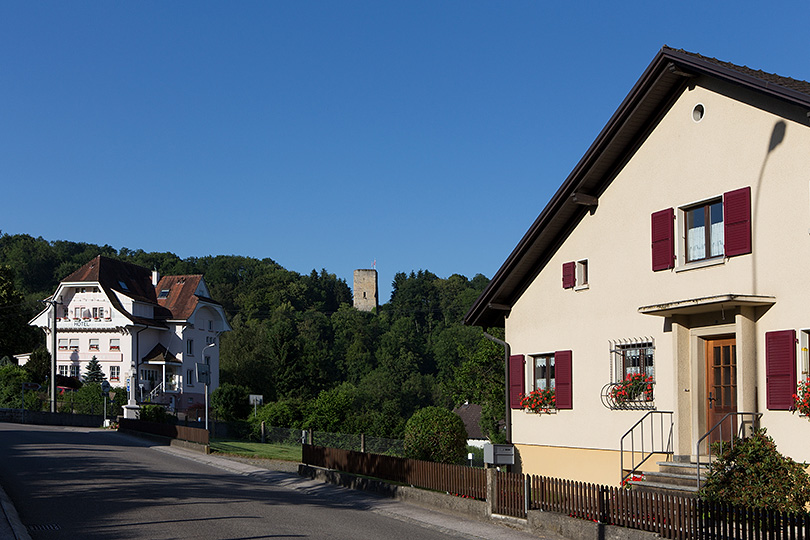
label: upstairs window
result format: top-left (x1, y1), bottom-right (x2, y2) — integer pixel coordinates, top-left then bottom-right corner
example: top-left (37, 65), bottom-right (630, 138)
top-left (685, 200), bottom-right (723, 262)
top-left (89, 339), bottom-right (99, 351)
top-left (110, 338), bottom-right (120, 351)
top-left (110, 366), bottom-right (120, 381)
top-left (69, 339), bottom-right (79, 351)
top-left (187, 339), bottom-right (194, 356)
top-left (652, 186), bottom-right (751, 271)
top-left (58, 339), bottom-right (68, 350)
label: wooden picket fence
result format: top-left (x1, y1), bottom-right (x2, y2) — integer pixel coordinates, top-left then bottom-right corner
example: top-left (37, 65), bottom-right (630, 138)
top-left (302, 444), bottom-right (486, 500)
top-left (303, 445), bottom-right (810, 540)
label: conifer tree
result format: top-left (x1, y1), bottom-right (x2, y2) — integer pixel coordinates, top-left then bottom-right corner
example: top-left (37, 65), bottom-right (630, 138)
top-left (84, 356), bottom-right (106, 383)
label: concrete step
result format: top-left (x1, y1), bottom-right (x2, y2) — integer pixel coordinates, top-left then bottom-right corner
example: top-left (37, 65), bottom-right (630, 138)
top-left (629, 479), bottom-right (699, 498)
top-left (643, 471), bottom-right (702, 488)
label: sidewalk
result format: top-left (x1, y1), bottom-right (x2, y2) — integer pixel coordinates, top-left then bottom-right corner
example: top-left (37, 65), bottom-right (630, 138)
top-left (154, 444), bottom-right (566, 540)
top-left (0, 482), bottom-right (32, 540)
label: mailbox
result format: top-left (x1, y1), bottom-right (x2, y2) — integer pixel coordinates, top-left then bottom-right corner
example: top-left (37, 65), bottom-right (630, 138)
top-left (483, 443), bottom-right (514, 465)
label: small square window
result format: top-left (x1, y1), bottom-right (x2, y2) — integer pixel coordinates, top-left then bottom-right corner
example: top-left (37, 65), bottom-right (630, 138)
top-left (110, 338), bottom-right (120, 351)
top-left (69, 339), bottom-right (79, 350)
top-left (89, 339), bottom-right (99, 351)
top-left (158, 289), bottom-right (170, 299)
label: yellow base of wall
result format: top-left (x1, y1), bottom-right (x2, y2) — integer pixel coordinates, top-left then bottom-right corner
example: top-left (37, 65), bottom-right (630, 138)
top-left (514, 444), bottom-right (669, 487)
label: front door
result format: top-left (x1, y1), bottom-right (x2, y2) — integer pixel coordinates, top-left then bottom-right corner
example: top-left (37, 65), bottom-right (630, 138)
top-left (706, 337), bottom-right (737, 447)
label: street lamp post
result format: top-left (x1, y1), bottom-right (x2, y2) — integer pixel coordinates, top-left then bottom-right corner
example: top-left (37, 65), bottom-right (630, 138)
top-left (202, 342), bottom-right (216, 433)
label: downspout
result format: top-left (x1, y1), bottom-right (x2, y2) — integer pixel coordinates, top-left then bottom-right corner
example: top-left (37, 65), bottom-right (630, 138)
top-left (484, 331), bottom-right (512, 444)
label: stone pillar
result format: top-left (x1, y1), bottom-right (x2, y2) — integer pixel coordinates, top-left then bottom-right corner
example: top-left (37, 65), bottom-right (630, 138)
top-left (736, 307), bottom-right (758, 434)
top-left (671, 315), bottom-right (692, 458)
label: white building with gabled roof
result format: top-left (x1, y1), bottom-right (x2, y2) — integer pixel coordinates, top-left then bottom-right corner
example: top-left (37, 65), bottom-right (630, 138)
top-left (29, 255), bottom-right (231, 414)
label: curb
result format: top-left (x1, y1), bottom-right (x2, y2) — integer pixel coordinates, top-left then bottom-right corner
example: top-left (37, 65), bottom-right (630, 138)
top-left (0, 483), bottom-right (32, 540)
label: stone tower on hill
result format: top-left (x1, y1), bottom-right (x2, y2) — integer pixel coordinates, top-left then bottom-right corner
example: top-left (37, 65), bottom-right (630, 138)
top-left (353, 269), bottom-right (378, 312)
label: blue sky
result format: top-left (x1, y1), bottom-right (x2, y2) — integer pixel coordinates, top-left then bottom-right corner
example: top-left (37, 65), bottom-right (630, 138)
top-left (3, 2), bottom-right (810, 303)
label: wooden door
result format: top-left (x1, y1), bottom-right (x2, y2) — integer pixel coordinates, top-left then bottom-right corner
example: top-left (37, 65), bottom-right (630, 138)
top-left (706, 338), bottom-right (737, 447)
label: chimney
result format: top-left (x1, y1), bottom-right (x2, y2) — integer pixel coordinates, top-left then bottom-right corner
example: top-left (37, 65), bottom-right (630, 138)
top-left (152, 269), bottom-right (160, 287)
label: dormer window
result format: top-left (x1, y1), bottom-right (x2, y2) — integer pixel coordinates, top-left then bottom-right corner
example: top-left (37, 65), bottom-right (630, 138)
top-left (119, 281), bottom-right (129, 291)
top-left (158, 289), bottom-right (170, 299)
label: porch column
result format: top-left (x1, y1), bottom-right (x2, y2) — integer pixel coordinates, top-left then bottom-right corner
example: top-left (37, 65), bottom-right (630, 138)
top-left (735, 307), bottom-right (758, 426)
top-left (671, 315), bottom-right (692, 457)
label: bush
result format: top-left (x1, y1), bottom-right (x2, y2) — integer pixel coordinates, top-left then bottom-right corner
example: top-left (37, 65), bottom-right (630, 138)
top-left (700, 429), bottom-right (810, 512)
top-left (403, 406), bottom-right (467, 464)
top-left (139, 404), bottom-right (171, 423)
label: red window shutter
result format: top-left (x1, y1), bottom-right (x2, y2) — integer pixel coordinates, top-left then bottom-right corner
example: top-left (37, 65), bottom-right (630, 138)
top-left (554, 350), bottom-right (573, 409)
top-left (765, 330), bottom-right (796, 410)
top-left (724, 187), bottom-right (752, 257)
top-left (509, 355), bottom-right (525, 409)
top-left (562, 262), bottom-right (575, 289)
top-left (651, 209), bottom-right (675, 271)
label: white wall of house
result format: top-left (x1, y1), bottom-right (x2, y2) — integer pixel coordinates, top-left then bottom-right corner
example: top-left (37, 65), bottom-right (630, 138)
top-left (506, 76), bottom-right (810, 482)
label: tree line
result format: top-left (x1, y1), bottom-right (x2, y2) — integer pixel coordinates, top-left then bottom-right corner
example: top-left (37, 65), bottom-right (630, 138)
top-left (0, 232), bottom-right (506, 441)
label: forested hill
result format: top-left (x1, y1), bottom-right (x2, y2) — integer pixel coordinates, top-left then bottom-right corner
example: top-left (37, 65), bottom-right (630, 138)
top-left (0, 232), bottom-right (506, 440)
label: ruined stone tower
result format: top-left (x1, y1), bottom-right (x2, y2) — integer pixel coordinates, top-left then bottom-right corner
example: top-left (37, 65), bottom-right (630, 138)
top-left (353, 269), bottom-right (378, 312)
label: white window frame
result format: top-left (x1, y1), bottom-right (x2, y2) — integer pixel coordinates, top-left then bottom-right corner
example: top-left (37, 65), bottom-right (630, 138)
top-left (110, 366), bottom-right (120, 381)
top-left (531, 353), bottom-right (555, 392)
top-left (69, 365), bottom-right (80, 378)
top-left (69, 339), bottom-right (79, 351)
top-left (574, 259), bottom-right (589, 291)
top-left (89, 338), bottom-right (99, 351)
top-left (110, 338), bottom-right (120, 351)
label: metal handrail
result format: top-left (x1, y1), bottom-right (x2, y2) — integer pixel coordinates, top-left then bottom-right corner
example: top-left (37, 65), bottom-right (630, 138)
top-left (695, 411), bottom-right (762, 489)
top-left (147, 381), bottom-right (165, 402)
top-left (620, 410), bottom-right (674, 483)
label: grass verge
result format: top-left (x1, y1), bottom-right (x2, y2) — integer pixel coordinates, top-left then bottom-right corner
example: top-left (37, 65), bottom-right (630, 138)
top-left (210, 439), bottom-right (302, 462)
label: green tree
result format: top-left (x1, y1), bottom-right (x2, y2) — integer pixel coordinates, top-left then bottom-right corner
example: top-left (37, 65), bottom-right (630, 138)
top-left (700, 429), bottom-right (810, 512)
top-left (83, 356), bottom-right (106, 383)
top-left (211, 383), bottom-right (251, 421)
top-left (444, 334), bottom-right (506, 442)
top-left (23, 348), bottom-right (50, 383)
top-left (0, 264), bottom-right (42, 359)
top-left (403, 406), bottom-right (467, 464)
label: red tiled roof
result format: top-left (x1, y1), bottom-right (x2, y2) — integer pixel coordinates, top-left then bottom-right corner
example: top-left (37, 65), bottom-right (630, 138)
top-left (61, 256), bottom-right (208, 325)
top-left (155, 275), bottom-right (205, 321)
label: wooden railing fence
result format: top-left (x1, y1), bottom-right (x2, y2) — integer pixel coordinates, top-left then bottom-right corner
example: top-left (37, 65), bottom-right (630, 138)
top-left (118, 418), bottom-right (209, 445)
top-left (304, 445), bottom-right (810, 540)
top-left (302, 444), bottom-right (486, 500)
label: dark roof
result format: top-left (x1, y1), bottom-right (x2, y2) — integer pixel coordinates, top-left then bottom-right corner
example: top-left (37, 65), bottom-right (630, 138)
top-left (453, 403), bottom-right (485, 440)
top-left (141, 343), bottom-right (181, 364)
top-left (465, 46), bottom-right (810, 328)
top-left (60, 256), bottom-right (206, 326)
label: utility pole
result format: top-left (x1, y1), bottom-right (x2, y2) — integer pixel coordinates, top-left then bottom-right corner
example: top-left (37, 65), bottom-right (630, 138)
top-left (43, 298), bottom-right (62, 413)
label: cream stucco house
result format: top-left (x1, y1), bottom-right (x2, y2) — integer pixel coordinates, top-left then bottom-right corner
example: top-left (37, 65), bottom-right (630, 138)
top-left (29, 256), bottom-right (231, 414)
top-left (465, 47), bottom-right (810, 486)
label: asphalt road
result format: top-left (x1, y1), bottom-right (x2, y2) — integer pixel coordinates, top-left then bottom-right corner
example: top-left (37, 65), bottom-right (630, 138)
top-left (0, 423), bottom-right (545, 540)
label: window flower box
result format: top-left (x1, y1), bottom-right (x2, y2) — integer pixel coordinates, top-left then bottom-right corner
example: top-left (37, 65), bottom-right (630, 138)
top-left (601, 374), bottom-right (656, 410)
top-left (793, 379), bottom-right (810, 418)
top-left (520, 388), bottom-right (556, 414)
